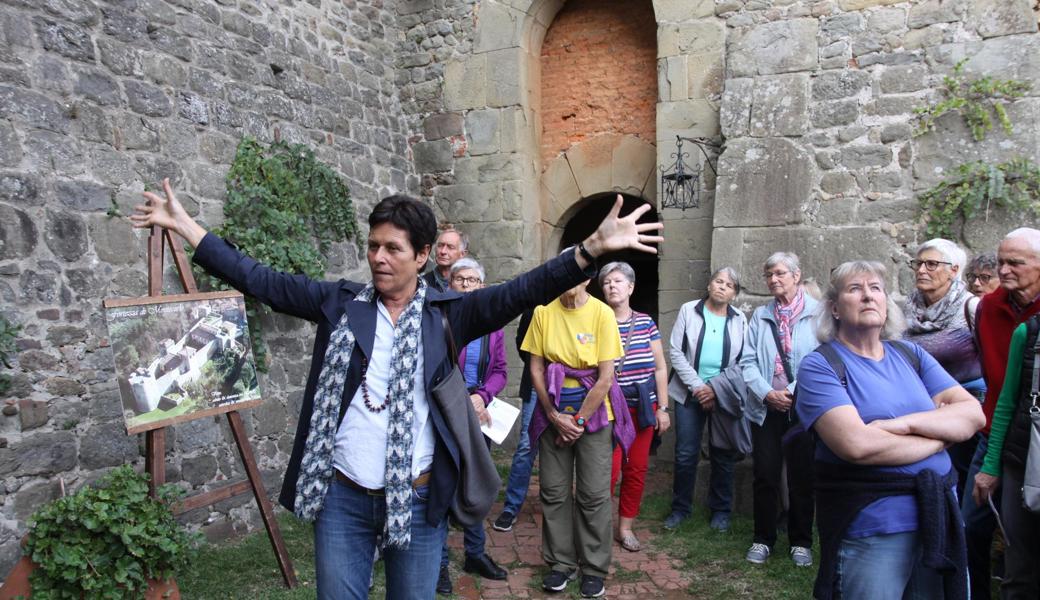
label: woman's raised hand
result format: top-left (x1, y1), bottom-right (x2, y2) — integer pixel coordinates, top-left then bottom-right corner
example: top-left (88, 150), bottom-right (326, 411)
top-left (580, 194), bottom-right (664, 264)
top-left (129, 178), bottom-right (208, 248)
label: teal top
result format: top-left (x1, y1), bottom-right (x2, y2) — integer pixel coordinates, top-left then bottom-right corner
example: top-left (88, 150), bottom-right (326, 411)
top-left (981, 323), bottom-right (1028, 476)
top-left (698, 311), bottom-right (727, 383)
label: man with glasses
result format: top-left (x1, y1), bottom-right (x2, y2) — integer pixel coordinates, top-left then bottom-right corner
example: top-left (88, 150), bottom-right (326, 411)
top-left (966, 252), bottom-right (1001, 298)
top-left (965, 228), bottom-right (1040, 599)
top-left (424, 228), bottom-right (469, 292)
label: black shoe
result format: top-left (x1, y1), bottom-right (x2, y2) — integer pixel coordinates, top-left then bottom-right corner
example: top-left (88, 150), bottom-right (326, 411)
top-left (463, 553), bottom-right (508, 580)
top-left (542, 568), bottom-right (577, 592)
top-left (580, 574), bottom-right (605, 598)
top-left (436, 565), bottom-right (452, 595)
top-left (492, 510), bottom-right (516, 532)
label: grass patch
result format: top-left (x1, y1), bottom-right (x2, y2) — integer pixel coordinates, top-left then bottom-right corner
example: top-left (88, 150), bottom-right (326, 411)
top-left (640, 492), bottom-right (816, 599)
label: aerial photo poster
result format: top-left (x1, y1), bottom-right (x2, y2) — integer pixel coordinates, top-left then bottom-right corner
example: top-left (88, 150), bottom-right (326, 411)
top-left (102, 291), bottom-right (263, 434)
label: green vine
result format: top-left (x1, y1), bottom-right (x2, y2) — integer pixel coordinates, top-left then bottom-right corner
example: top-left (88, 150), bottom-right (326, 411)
top-left (0, 315), bottom-right (20, 396)
top-left (919, 158), bottom-right (1040, 240)
top-left (25, 466), bottom-right (199, 598)
top-left (914, 59), bottom-right (1031, 141)
top-left (195, 137), bottom-right (359, 369)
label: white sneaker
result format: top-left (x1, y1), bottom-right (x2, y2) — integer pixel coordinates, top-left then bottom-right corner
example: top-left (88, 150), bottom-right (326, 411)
top-left (746, 543), bottom-right (770, 564)
top-left (790, 546), bottom-right (813, 567)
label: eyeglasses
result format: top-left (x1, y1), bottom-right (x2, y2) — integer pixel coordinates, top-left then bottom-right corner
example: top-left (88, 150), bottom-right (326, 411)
top-left (763, 270), bottom-right (790, 280)
top-left (908, 259), bottom-right (952, 272)
top-left (966, 273), bottom-right (994, 284)
top-left (451, 276), bottom-right (481, 285)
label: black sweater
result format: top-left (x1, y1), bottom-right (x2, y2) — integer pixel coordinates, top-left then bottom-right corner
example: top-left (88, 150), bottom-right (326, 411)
top-left (814, 461), bottom-right (967, 600)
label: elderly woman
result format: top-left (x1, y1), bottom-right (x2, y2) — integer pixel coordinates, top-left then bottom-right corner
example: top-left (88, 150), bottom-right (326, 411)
top-left (523, 264), bottom-right (634, 598)
top-left (797, 261), bottom-right (984, 599)
top-left (739, 252), bottom-right (819, 567)
top-left (965, 251), bottom-right (1000, 298)
top-left (436, 258), bottom-right (508, 594)
top-left (131, 184), bottom-right (660, 600)
top-left (598, 262), bottom-right (670, 553)
top-left (664, 267), bottom-right (746, 533)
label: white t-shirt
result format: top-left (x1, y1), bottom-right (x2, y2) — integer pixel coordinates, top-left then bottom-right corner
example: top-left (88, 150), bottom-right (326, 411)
top-left (333, 300), bottom-right (435, 488)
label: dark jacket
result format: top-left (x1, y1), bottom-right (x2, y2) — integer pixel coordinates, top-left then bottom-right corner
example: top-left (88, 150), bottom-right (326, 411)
top-left (192, 233), bottom-right (594, 526)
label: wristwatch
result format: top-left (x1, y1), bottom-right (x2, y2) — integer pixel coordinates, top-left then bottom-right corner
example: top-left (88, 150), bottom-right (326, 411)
top-left (573, 414), bottom-right (586, 427)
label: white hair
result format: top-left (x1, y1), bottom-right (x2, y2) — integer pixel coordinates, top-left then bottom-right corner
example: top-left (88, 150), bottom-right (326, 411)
top-left (449, 257), bottom-right (484, 282)
top-left (598, 261), bottom-right (636, 286)
top-left (710, 266), bottom-right (742, 294)
top-left (765, 252), bottom-right (801, 275)
top-left (917, 238), bottom-right (967, 279)
top-left (816, 260), bottom-right (907, 343)
top-left (1004, 227), bottom-right (1040, 256)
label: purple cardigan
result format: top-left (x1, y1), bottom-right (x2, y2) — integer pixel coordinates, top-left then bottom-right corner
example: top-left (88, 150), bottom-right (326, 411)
top-left (458, 329), bottom-right (507, 406)
top-left (529, 363), bottom-right (635, 454)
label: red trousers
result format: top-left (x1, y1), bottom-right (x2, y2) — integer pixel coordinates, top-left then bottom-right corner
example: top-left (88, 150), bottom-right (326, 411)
top-left (611, 404), bottom-right (656, 519)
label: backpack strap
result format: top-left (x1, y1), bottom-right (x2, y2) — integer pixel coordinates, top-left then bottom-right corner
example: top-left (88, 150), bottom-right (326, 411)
top-left (814, 341), bottom-right (847, 388)
top-left (887, 340), bottom-right (921, 375)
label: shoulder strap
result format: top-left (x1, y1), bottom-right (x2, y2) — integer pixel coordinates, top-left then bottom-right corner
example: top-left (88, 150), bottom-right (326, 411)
top-left (440, 311), bottom-right (459, 368)
top-left (815, 342), bottom-right (847, 388)
top-left (615, 315), bottom-right (637, 376)
top-left (767, 318), bottom-right (794, 383)
top-left (1029, 318), bottom-right (1040, 399)
top-left (888, 340), bottom-right (921, 375)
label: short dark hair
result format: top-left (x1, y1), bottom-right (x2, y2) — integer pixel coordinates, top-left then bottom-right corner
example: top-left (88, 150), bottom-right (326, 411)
top-left (368, 194), bottom-right (437, 255)
top-left (967, 251), bottom-right (998, 274)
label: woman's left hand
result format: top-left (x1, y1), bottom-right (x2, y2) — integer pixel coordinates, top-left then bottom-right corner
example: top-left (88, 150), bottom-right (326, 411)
top-left (470, 394), bottom-right (491, 426)
top-left (580, 195), bottom-right (664, 261)
top-left (655, 408), bottom-right (671, 433)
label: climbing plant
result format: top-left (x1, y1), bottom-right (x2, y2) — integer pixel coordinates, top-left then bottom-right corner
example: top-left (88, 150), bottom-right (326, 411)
top-left (913, 59), bottom-right (1031, 141)
top-left (0, 316), bottom-right (20, 396)
top-left (197, 137), bottom-right (360, 369)
top-left (919, 158), bottom-right (1040, 240)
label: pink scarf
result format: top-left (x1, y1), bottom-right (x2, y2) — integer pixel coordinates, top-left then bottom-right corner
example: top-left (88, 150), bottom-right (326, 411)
top-left (772, 289), bottom-right (805, 379)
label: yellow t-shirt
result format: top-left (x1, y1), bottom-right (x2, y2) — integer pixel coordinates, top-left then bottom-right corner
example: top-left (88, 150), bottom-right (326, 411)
top-left (521, 296), bottom-right (623, 419)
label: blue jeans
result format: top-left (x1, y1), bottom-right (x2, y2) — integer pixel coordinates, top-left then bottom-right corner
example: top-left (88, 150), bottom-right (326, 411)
top-left (440, 521), bottom-right (486, 567)
top-left (314, 479), bottom-right (447, 600)
top-left (502, 391), bottom-right (538, 515)
top-left (836, 531), bottom-right (946, 599)
top-left (960, 434), bottom-right (998, 600)
top-left (670, 398), bottom-right (738, 519)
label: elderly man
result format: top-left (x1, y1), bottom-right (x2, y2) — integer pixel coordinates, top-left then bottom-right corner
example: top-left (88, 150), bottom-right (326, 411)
top-left (424, 228), bottom-right (468, 292)
top-left (131, 181), bottom-right (662, 600)
top-left (965, 227), bottom-right (1040, 600)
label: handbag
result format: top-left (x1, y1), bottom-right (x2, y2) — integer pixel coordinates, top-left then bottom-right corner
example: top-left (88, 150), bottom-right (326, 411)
top-left (1022, 340), bottom-right (1040, 513)
top-left (431, 313), bottom-right (501, 527)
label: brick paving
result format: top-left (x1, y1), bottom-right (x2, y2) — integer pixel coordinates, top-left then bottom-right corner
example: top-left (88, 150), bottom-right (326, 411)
top-left (442, 470), bottom-right (691, 599)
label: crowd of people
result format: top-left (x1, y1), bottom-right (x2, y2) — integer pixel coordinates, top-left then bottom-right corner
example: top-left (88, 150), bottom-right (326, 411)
top-left (132, 181), bottom-right (1040, 599)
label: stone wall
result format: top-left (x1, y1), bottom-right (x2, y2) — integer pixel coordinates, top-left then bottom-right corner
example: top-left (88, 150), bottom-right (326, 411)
top-left (711, 0), bottom-right (1040, 304)
top-left (0, 0), bottom-right (415, 576)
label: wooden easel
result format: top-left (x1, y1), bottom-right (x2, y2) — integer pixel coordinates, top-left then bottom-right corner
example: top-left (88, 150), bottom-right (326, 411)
top-left (144, 224), bottom-right (298, 589)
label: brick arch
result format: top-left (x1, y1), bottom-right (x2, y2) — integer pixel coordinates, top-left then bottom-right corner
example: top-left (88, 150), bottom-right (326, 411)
top-left (539, 134), bottom-right (657, 253)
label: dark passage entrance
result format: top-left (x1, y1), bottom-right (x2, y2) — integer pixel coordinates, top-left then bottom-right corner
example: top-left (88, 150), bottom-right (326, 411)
top-left (559, 193), bottom-right (659, 322)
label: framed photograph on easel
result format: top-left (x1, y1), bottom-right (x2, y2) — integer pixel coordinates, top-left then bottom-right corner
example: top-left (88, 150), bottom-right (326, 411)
top-left (103, 290), bottom-right (263, 435)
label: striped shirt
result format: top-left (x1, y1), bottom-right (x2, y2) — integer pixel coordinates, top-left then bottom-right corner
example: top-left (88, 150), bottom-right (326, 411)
top-left (615, 312), bottom-right (660, 388)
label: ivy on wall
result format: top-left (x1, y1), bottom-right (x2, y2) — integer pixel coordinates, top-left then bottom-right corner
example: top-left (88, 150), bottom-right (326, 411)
top-left (919, 158), bottom-right (1040, 240)
top-left (914, 59), bottom-right (1031, 142)
top-left (0, 316), bottom-right (19, 395)
top-left (197, 138), bottom-right (360, 368)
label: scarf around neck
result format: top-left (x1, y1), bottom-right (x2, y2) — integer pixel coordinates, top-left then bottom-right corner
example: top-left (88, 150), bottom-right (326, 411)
top-left (294, 277), bottom-right (427, 549)
top-left (773, 289), bottom-right (805, 379)
top-left (905, 279), bottom-right (968, 334)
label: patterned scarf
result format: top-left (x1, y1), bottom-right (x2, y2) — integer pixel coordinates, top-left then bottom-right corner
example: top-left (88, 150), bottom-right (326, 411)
top-left (293, 277), bottom-right (428, 549)
top-left (905, 279), bottom-right (969, 334)
top-left (772, 288), bottom-right (805, 379)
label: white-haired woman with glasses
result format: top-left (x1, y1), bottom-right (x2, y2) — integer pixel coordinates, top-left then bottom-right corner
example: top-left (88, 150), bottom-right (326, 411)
top-left (796, 260), bottom-right (983, 599)
top-left (739, 252), bottom-right (819, 567)
top-left (598, 261), bottom-right (669, 553)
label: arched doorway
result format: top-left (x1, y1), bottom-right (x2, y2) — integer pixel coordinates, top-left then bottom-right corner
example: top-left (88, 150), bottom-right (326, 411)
top-left (559, 193), bottom-right (659, 321)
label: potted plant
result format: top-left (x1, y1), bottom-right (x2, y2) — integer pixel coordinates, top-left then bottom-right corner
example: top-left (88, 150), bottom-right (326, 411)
top-left (1, 465), bottom-right (197, 599)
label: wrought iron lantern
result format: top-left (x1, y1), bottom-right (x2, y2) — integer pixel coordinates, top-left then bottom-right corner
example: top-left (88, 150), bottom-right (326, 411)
top-left (659, 136), bottom-right (719, 211)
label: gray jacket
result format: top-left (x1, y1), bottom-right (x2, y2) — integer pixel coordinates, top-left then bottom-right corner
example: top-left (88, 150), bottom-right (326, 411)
top-left (668, 299), bottom-right (747, 406)
top-left (739, 294), bottom-right (820, 425)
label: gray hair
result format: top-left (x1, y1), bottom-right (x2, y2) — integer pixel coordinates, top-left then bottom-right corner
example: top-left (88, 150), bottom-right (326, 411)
top-left (709, 266), bottom-right (741, 295)
top-left (764, 251), bottom-right (801, 276)
top-left (966, 251), bottom-right (998, 274)
top-left (816, 260), bottom-right (907, 343)
top-left (1004, 227), bottom-right (1040, 256)
top-left (916, 238), bottom-right (967, 279)
top-left (598, 261), bottom-right (636, 287)
top-left (449, 257), bottom-right (484, 282)
top-left (437, 227), bottom-right (469, 252)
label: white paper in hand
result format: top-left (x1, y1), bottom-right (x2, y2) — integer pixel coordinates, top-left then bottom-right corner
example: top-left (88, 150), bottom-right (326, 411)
top-left (480, 397), bottom-right (521, 445)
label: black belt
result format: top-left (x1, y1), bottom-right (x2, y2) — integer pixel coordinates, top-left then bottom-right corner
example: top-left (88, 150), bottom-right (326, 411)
top-left (334, 470), bottom-right (432, 496)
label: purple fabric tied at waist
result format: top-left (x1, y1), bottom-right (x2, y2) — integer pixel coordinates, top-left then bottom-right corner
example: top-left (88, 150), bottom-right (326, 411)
top-left (528, 362), bottom-right (635, 455)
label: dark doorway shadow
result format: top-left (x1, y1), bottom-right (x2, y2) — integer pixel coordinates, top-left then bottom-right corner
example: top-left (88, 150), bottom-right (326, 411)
top-left (559, 193), bottom-right (659, 322)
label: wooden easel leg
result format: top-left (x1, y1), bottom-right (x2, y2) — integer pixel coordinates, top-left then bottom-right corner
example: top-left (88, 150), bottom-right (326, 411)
top-left (145, 428), bottom-right (166, 495)
top-left (226, 411), bottom-right (298, 588)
